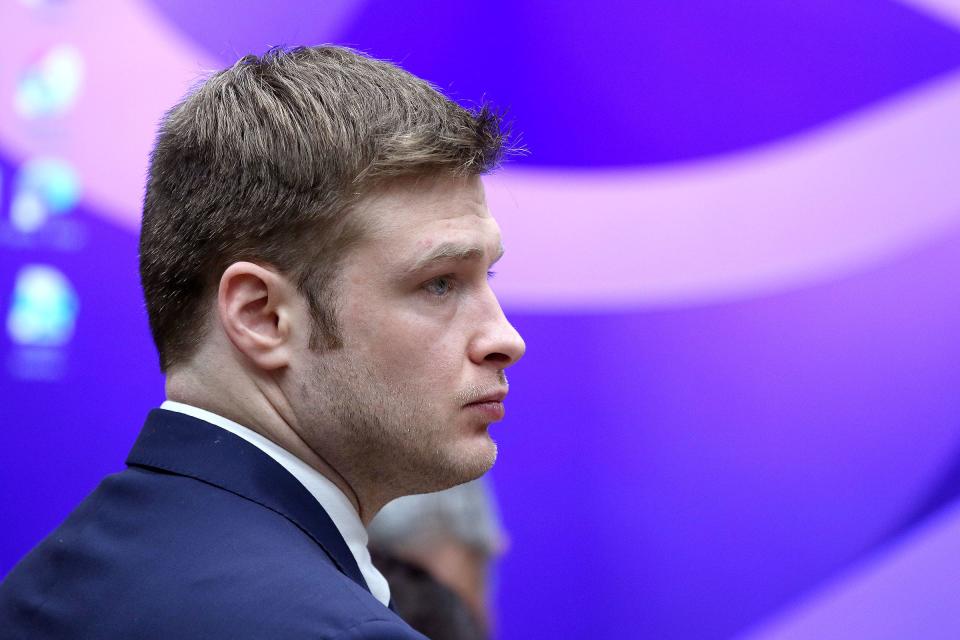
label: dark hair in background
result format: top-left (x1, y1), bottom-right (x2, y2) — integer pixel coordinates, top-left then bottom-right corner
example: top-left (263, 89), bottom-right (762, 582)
top-left (140, 45), bottom-right (509, 371)
top-left (370, 548), bottom-right (487, 640)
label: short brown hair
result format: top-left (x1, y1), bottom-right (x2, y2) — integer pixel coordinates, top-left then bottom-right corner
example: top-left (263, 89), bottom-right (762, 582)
top-left (140, 46), bottom-right (508, 372)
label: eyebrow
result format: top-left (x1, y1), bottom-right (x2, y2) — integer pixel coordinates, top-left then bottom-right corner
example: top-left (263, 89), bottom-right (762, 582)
top-left (404, 241), bottom-right (505, 275)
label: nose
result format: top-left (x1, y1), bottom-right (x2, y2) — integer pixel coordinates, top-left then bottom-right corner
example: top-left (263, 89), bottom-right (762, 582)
top-left (469, 290), bottom-right (526, 369)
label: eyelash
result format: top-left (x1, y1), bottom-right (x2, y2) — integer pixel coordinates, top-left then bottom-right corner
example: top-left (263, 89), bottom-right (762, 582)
top-left (423, 271), bottom-right (497, 297)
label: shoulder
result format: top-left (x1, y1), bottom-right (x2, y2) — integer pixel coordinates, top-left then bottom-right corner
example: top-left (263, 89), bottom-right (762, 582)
top-left (0, 467), bottom-right (418, 639)
top-left (102, 467), bottom-right (399, 628)
top-left (329, 619), bottom-right (429, 640)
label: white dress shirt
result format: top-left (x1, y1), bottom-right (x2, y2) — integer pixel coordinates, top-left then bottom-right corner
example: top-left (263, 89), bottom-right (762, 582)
top-left (159, 400), bottom-right (391, 606)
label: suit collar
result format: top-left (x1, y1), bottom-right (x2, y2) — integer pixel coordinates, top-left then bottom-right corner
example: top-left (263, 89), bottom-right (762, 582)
top-left (126, 408), bottom-right (369, 593)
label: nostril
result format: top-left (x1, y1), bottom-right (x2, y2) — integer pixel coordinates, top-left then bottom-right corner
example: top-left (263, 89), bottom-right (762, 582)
top-left (484, 352), bottom-right (512, 365)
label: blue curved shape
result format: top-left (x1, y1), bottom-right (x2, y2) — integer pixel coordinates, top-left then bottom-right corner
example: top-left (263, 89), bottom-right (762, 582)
top-left (148, 0), bottom-right (960, 166)
top-left (492, 224), bottom-right (960, 639)
top-left (144, 0), bottom-right (365, 64)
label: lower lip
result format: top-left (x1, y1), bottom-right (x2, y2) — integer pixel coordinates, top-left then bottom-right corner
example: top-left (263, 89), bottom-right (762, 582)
top-left (464, 401), bottom-right (505, 421)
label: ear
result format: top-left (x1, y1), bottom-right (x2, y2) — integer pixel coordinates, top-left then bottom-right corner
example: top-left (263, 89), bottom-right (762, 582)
top-left (217, 262), bottom-right (299, 370)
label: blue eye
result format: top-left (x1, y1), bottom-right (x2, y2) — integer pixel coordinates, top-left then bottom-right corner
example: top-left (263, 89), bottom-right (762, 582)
top-left (425, 276), bottom-right (453, 296)
top-left (487, 270), bottom-right (497, 280)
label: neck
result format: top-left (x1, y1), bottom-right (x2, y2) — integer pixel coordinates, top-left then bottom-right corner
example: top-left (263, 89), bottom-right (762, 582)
top-left (165, 368), bottom-right (369, 521)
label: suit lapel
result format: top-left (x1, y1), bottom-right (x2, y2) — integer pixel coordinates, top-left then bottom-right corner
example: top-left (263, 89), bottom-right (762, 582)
top-left (126, 409), bottom-right (369, 593)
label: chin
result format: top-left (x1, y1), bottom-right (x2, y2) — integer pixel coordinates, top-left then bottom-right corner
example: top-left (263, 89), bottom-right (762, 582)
top-left (458, 434), bottom-right (498, 478)
top-left (423, 436), bottom-right (497, 493)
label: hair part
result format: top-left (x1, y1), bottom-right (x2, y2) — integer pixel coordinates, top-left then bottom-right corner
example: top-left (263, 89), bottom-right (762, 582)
top-left (140, 45), bottom-right (512, 372)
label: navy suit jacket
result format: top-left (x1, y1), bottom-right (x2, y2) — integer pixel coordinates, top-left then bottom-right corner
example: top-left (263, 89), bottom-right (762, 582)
top-left (0, 409), bottom-right (427, 639)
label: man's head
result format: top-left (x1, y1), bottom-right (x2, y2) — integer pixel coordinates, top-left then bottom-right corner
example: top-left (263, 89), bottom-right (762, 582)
top-left (139, 46), bottom-right (525, 516)
top-left (141, 46), bottom-right (507, 369)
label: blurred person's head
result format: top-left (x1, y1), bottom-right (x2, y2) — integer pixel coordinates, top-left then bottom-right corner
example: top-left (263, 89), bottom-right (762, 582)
top-left (369, 478), bottom-right (506, 630)
top-left (370, 549), bottom-right (486, 640)
top-left (139, 46), bottom-right (525, 522)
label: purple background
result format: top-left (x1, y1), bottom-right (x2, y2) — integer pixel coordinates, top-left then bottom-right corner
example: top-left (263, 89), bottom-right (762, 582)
top-left (3, 2), bottom-right (960, 638)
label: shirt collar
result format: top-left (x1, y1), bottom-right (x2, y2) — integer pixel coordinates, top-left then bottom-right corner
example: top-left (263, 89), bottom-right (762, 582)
top-left (159, 400), bottom-right (391, 606)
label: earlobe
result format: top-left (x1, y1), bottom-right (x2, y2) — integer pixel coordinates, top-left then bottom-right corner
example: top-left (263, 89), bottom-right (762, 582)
top-left (218, 262), bottom-right (295, 370)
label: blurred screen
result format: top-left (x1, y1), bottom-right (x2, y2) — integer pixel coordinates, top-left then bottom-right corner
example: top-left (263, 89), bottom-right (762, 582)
top-left (3, 1), bottom-right (960, 638)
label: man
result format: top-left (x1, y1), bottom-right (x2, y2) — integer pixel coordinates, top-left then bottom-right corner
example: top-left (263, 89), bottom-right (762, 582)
top-left (0, 45), bottom-right (525, 639)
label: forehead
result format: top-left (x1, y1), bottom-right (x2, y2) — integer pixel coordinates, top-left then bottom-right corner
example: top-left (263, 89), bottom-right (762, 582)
top-left (353, 175), bottom-right (500, 250)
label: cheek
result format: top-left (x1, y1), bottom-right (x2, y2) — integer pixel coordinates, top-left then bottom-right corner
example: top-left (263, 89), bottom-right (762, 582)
top-left (357, 319), bottom-right (463, 387)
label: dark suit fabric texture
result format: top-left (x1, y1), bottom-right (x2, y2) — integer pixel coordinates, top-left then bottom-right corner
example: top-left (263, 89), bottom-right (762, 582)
top-left (0, 409), bottom-right (426, 640)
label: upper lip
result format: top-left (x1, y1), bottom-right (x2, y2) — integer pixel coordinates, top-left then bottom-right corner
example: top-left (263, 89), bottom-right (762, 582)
top-left (464, 388), bottom-right (508, 405)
